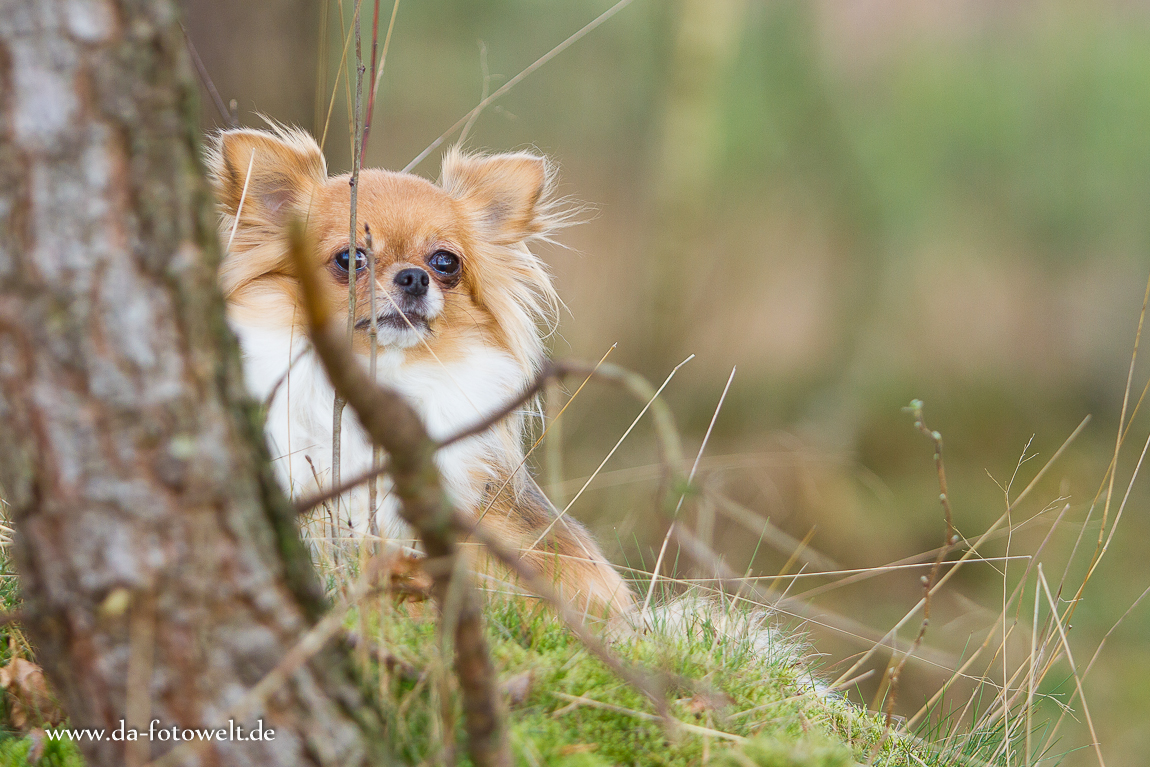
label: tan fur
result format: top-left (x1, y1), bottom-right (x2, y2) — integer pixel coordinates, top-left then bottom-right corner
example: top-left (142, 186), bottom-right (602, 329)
top-left (208, 126), bottom-right (634, 617)
top-left (474, 479), bottom-right (635, 618)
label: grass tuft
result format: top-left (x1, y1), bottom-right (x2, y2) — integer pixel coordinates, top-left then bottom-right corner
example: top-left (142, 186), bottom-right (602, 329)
top-left (357, 586), bottom-right (926, 766)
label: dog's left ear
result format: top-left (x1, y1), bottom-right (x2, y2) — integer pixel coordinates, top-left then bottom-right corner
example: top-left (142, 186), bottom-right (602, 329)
top-left (439, 149), bottom-right (551, 244)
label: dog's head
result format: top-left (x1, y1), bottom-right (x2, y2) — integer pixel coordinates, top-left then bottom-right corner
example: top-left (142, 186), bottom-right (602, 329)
top-left (208, 126), bottom-right (561, 373)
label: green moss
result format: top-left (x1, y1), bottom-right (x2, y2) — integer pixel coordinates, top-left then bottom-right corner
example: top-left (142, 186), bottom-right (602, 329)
top-left (715, 736), bottom-right (854, 767)
top-left (0, 497), bottom-right (993, 767)
top-left (0, 733), bottom-right (84, 767)
top-left (0, 546), bottom-right (1009, 767)
top-left (0, 549), bottom-right (82, 767)
top-left (361, 591), bottom-right (942, 767)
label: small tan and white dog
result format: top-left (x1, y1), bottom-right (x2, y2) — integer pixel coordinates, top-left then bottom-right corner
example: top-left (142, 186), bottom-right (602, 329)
top-left (208, 126), bottom-right (634, 616)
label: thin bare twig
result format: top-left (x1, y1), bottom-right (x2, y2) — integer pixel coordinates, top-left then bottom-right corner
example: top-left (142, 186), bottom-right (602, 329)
top-left (826, 414), bottom-right (1089, 693)
top-left (296, 460), bottom-right (392, 515)
top-left (296, 355), bottom-right (616, 514)
top-left (366, 224), bottom-right (381, 537)
top-left (901, 500), bottom-right (1074, 734)
top-left (333, 0), bottom-right (368, 535)
top-left (1037, 566), bottom-right (1106, 767)
top-left (436, 360), bottom-right (561, 450)
top-left (301, 350), bottom-right (617, 525)
top-left (288, 221), bottom-right (510, 767)
top-left (873, 400), bottom-right (958, 750)
top-left (438, 355), bottom-right (687, 472)
top-left (461, 518), bottom-right (669, 718)
top-left (361, 0), bottom-right (401, 162)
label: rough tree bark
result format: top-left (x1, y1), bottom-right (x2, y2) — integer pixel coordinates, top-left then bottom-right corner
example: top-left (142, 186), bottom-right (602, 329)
top-left (0, 2), bottom-right (387, 765)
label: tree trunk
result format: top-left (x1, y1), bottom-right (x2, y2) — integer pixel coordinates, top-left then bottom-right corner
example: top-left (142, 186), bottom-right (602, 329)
top-left (0, 2), bottom-right (386, 765)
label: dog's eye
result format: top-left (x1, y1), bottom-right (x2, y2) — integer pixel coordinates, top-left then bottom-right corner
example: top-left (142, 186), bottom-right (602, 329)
top-left (334, 248), bottom-right (367, 273)
top-left (427, 250), bottom-right (460, 277)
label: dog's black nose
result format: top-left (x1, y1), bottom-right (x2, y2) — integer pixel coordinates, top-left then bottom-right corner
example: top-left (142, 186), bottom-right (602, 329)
top-left (394, 267), bottom-right (430, 297)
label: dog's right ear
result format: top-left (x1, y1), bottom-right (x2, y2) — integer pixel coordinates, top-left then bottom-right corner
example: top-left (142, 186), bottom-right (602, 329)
top-left (209, 128), bottom-right (327, 229)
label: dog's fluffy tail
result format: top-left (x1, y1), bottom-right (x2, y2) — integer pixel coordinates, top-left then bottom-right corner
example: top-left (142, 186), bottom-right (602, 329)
top-left (631, 593), bottom-right (824, 691)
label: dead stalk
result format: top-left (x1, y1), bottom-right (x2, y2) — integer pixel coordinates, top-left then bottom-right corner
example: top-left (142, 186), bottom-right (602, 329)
top-left (366, 225), bottom-right (381, 539)
top-left (869, 401), bottom-right (957, 759)
top-left (361, 0), bottom-right (401, 162)
top-left (641, 366), bottom-right (736, 618)
top-left (461, 519), bottom-right (669, 718)
top-left (179, 24), bottom-right (235, 128)
top-left (290, 221), bottom-right (510, 767)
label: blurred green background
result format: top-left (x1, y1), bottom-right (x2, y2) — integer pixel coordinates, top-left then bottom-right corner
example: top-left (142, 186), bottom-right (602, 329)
top-left (183, 0), bottom-right (1150, 763)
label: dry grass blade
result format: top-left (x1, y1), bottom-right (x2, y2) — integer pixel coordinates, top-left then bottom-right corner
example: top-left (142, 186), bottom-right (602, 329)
top-left (403, 0), bottom-right (637, 172)
top-left (548, 451), bottom-right (847, 497)
top-left (1061, 270), bottom-right (1150, 630)
top-left (1035, 583), bottom-right (1150, 764)
top-left (641, 366), bottom-right (736, 617)
top-left (710, 490), bottom-right (842, 573)
top-left (828, 415), bottom-right (1089, 693)
top-left (225, 150), bottom-right (255, 253)
top-left (361, 0), bottom-right (401, 160)
top-left (471, 346), bottom-right (615, 524)
top-left (766, 526), bottom-right (817, 599)
top-left (458, 42), bottom-right (492, 145)
top-left (668, 556), bottom-right (1025, 585)
top-left (551, 692), bottom-right (745, 742)
top-left (1099, 271), bottom-right (1150, 559)
top-left (525, 356), bottom-right (693, 554)
top-left (790, 417), bottom-right (1084, 608)
top-left (901, 500), bottom-right (1073, 735)
top-left (1026, 567), bottom-right (1041, 767)
top-left (789, 507), bottom-right (1058, 603)
top-left (1082, 584), bottom-right (1150, 681)
top-left (668, 526), bottom-right (966, 675)
top-left (180, 23), bottom-right (235, 128)
top-left (462, 519), bottom-right (670, 718)
top-left (1037, 566), bottom-right (1105, 767)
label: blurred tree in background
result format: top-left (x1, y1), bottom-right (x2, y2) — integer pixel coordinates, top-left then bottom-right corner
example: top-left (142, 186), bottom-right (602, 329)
top-left (181, 1), bottom-right (1150, 763)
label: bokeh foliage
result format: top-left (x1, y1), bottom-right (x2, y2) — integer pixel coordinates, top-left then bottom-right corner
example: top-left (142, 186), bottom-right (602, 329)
top-left (183, 1), bottom-right (1150, 763)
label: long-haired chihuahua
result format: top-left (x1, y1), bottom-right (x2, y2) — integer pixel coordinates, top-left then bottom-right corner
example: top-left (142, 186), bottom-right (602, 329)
top-left (208, 126), bottom-right (634, 616)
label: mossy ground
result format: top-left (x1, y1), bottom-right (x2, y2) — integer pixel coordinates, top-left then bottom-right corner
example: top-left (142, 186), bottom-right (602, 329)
top-left (0, 534), bottom-right (998, 767)
top-left (0, 546), bottom-right (84, 767)
top-left (352, 586), bottom-right (965, 767)
top-left (0, 570), bottom-right (1009, 767)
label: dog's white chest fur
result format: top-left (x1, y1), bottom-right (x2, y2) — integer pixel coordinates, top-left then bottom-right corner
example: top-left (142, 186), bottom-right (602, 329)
top-left (231, 321), bottom-right (523, 541)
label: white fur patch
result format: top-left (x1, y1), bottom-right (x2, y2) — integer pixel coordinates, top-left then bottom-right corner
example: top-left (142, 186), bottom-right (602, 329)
top-left (230, 319), bottom-right (524, 541)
